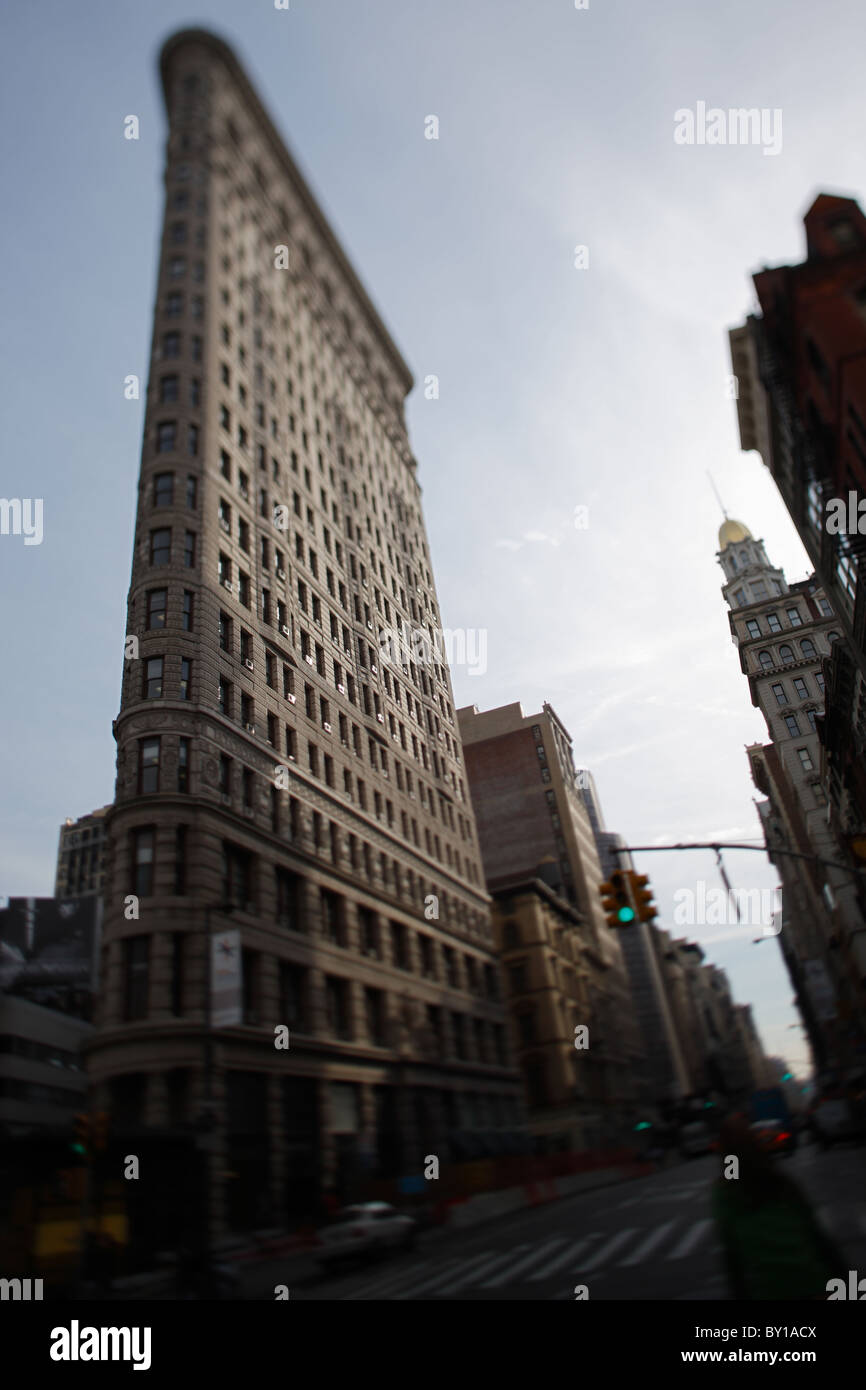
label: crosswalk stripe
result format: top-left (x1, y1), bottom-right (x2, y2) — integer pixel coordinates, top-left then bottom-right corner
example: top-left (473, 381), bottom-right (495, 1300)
top-left (403, 1250), bottom-right (505, 1298)
top-left (667, 1218), bottom-right (712, 1259)
top-left (478, 1238), bottom-right (569, 1289)
top-left (581, 1228), bottom-right (638, 1270)
top-left (394, 1248), bottom-right (526, 1300)
top-left (816, 1204), bottom-right (833, 1232)
top-left (619, 1220), bottom-right (676, 1266)
top-left (344, 1265), bottom-right (431, 1301)
top-left (528, 1234), bottom-right (602, 1281)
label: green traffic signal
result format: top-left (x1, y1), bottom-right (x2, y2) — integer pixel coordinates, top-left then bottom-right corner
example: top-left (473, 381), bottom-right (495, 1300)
top-left (617, 906), bottom-right (636, 923)
top-left (70, 1142), bottom-right (86, 1155)
top-left (634, 1121), bottom-right (652, 1131)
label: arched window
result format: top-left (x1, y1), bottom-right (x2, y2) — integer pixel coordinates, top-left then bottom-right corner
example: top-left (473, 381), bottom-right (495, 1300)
top-left (729, 554), bottom-right (738, 571)
top-left (800, 639), bottom-right (816, 659)
top-left (827, 631), bottom-right (840, 644)
top-left (779, 644), bottom-right (795, 665)
top-left (739, 550), bottom-right (749, 564)
top-left (758, 650), bottom-right (773, 670)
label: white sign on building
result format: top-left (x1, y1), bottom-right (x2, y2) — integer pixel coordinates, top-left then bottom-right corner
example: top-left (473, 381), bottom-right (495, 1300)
top-left (212, 928), bottom-right (242, 1027)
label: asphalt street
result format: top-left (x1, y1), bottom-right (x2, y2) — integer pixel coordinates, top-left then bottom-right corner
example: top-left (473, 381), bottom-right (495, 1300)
top-left (245, 1138), bottom-right (866, 1301)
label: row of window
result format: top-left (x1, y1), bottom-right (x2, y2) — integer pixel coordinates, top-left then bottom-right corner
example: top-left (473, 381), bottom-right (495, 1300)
top-left (122, 929), bottom-right (507, 1061)
top-left (732, 578), bottom-right (782, 605)
top-left (0, 1035), bottom-right (83, 1070)
top-left (135, 719), bottom-right (474, 880)
top-left (159, 191), bottom-right (435, 596)
top-left (770, 674), bottom-right (823, 704)
top-left (755, 636), bottom-right (831, 670)
top-left (217, 506), bottom-right (450, 714)
top-left (214, 598), bottom-right (463, 797)
top-left (216, 613), bottom-right (460, 797)
top-left (743, 601), bottom-right (831, 639)
top-left (128, 829), bottom-right (485, 937)
top-left (133, 599), bottom-right (469, 844)
top-left (152, 314), bottom-right (449, 706)
top-left (0, 1078), bottom-right (84, 1107)
top-left (210, 309), bottom-right (440, 622)
top-left (151, 197), bottom-right (455, 761)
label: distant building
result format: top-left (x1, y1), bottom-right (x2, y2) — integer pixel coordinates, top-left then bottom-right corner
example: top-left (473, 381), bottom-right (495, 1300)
top-left (0, 900), bottom-right (97, 1141)
top-left (0, 897), bottom-right (100, 1022)
top-left (654, 937), bottom-right (765, 1101)
top-left (577, 813), bottom-right (691, 1107)
top-left (716, 516), bottom-right (866, 1067)
top-left (729, 192), bottom-right (866, 857)
top-left (735, 1006), bottom-right (773, 1092)
top-left (487, 879), bottom-right (609, 1150)
top-left (458, 701), bottom-right (645, 1134)
top-left (54, 806), bottom-right (111, 899)
top-left (0, 996), bottom-right (90, 1139)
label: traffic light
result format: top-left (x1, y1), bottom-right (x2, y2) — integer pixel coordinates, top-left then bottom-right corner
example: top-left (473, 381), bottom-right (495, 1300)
top-left (599, 871), bottom-right (635, 927)
top-left (628, 872), bottom-right (656, 922)
top-left (71, 1113), bottom-right (90, 1158)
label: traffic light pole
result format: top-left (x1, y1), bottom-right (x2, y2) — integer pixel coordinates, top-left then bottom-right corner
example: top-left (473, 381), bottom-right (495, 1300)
top-left (76, 1144), bottom-right (94, 1298)
top-left (615, 840), bottom-right (866, 878)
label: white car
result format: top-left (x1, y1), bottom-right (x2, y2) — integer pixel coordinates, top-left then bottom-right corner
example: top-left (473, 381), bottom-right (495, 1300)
top-left (317, 1202), bottom-right (417, 1269)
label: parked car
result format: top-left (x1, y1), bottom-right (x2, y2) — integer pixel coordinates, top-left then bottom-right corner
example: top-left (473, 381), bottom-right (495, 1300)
top-left (749, 1118), bottom-right (796, 1156)
top-left (316, 1202), bottom-right (417, 1271)
top-left (680, 1121), bottom-right (715, 1157)
top-left (812, 1095), bottom-right (858, 1149)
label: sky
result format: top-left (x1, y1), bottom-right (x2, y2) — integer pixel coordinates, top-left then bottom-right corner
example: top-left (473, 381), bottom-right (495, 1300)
top-left (2, 0), bottom-right (863, 1079)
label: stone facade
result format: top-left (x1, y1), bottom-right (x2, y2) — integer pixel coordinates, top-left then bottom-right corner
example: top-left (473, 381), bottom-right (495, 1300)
top-left (87, 28), bottom-right (525, 1239)
top-left (717, 518), bottom-right (866, 1067)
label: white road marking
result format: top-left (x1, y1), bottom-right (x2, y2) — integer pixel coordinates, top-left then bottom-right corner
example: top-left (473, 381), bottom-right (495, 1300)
top-left (528, 1234), bottom-right (603, 1281)
top-left (667, 1218), bottom-right (713, 1259)
top-left (478, 1238), bottom-right (569, 1288)
top-left (343, 1262), bottom-right (446, 1301)
top-left (619, 1220), bottom-right (676, 1266)
top-left (581, 1228), bottom-right (638, 1270)
top-left (394, 1246), bottom-right (529, 1299)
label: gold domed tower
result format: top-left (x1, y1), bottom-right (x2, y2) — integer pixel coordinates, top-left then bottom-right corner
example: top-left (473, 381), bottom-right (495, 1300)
top-left (716, 517), bottom-right (786, 604)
